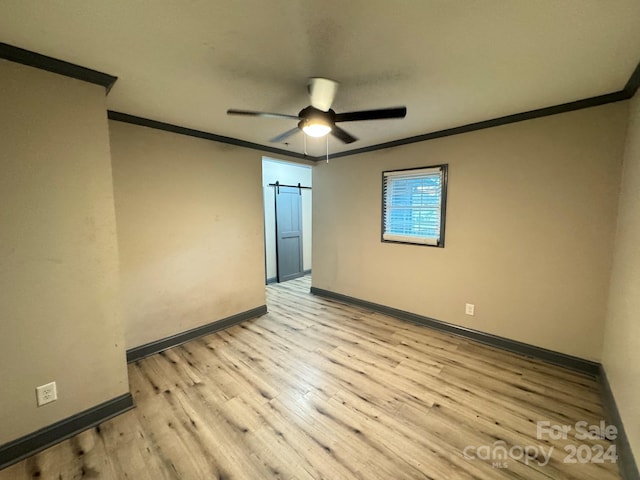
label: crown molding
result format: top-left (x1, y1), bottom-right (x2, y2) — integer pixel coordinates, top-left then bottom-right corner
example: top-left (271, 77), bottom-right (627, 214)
top-left (0, 42), bottom-right (117, 93)
top-left (624, 60), bottom-right (640, 98)
top-left (326, 90), bottom-right (630, 160)
top-left (3, 43), bottom-right (638, 159)
top-left (109, 88), bottom-right (630, 162)
top-left (107, 111), bottom-right (310, 161)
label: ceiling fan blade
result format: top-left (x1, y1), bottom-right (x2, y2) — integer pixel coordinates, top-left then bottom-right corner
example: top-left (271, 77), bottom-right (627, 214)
top-left (334, 106), bottom-right (407, 122)
top-left (227, 109), bottom-right (300, 120)
top-left (331, 125), bottom-right (358, 144)
top-left (308, 78), bottom-right (339, 112)
top-left (270, 127), bottom-right (300, 143)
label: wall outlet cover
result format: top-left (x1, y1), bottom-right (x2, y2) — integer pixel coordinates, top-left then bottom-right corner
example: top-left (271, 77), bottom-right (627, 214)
top-left (36, 381), bottom-right (57, 406)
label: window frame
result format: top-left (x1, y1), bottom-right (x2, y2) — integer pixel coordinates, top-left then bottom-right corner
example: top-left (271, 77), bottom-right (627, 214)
top-left (381, 163), bottom-right (448, 248)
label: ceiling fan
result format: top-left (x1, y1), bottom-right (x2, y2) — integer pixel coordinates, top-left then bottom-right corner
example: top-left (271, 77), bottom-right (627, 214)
top-left (227, 78), bottom-right (407, 145)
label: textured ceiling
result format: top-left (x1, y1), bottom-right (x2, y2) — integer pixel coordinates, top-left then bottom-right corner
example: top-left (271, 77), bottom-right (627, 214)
top-left (1, 1), bottom-right (639, 157)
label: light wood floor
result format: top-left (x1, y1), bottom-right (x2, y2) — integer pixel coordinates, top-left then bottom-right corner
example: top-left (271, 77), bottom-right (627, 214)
top-left (1, 276), bottom-right (621, 479)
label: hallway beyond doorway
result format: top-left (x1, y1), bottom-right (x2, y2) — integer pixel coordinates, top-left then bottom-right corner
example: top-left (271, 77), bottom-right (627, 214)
top-left (262, 157), bottom-right (312, 284)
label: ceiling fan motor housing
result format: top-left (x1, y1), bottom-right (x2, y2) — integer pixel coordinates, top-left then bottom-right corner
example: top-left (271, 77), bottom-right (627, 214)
top-left (298, 106), bottom-right (336, 131)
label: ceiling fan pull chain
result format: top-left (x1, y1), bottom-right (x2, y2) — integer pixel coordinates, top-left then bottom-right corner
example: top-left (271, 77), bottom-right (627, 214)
top-left (303, 132), bottom-right (308, 156)
top-left (326, 135), bottom-right (329, 163)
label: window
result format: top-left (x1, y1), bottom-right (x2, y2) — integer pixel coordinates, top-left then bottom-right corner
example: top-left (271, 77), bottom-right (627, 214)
top-left (382, 164), bottom-right (448, 247)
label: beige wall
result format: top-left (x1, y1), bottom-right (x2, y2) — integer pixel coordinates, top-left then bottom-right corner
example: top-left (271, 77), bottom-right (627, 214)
top-left (109, 121), bottom-right (267, 349)
top-left (313, 102), bottom-right (628, 361)
top-left (0, 61), bottom-right (129, 444)
top-left (603, 94), bottom-right (640, 463)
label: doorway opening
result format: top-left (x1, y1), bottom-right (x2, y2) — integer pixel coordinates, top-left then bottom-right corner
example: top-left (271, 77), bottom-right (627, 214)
top-left (262, 157), bottom-right (312, 284)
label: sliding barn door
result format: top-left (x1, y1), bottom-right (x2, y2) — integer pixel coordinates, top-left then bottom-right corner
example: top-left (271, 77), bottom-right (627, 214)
top-left (275, 186), bottom-right (304, 282)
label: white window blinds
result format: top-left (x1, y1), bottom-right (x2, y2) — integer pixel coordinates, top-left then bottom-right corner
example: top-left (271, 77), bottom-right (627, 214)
top-left (382, 166), bottom-right (445, 246)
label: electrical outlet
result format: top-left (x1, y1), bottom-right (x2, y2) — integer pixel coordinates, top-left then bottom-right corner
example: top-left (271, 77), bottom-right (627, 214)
top-left (36, 381), bottom-right (57, 406)
top-left (465, 303), bottom-right (475, 316)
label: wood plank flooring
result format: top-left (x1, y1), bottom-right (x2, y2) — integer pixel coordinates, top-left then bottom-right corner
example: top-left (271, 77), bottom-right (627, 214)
top-left (1, 276), bottom-right (621, 479)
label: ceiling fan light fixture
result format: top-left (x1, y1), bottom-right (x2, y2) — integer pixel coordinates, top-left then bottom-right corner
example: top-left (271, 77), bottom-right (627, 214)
top-left (301, 118), bottom-right (332, 137)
